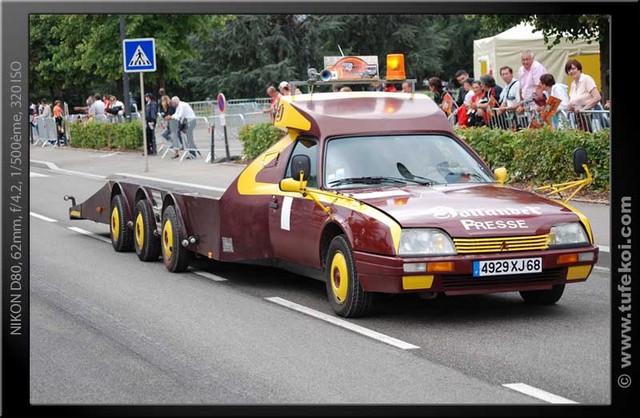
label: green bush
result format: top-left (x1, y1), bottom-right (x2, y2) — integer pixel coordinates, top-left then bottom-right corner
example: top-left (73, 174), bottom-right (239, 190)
top-left (68, 120), bottom-right (143, 150)
top-left (238, 122), bottom-right (287, 160)
top-left (456, 127), bottom-right (610, 191)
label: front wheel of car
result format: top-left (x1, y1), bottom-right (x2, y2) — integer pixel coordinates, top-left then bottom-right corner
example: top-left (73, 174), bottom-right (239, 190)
top-left (325, 235), bottom-right (374, 318)
top-left (519, 284), bottom-right (565, 305)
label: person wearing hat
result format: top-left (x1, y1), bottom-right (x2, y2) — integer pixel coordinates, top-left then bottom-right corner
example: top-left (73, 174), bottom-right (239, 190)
top-left (144, 92), bottom-right (159, 155)
top-left (279, 80), bottom-right (302, 96)
top-left (279, 81), bottom-right (291, 96)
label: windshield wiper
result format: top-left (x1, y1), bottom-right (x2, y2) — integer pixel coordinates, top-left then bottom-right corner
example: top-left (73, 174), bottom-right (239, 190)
top-left (396, 162), bottom-right (434, 185)
top-left (329, 176), bottom-right (411, 187)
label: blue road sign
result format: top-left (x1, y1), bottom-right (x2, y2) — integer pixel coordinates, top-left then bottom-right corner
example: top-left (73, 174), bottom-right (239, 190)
top-left (123, 38), bottom-right (156, 73)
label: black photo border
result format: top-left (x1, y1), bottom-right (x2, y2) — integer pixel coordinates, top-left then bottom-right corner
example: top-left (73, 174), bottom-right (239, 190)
top-left (2, 1), bottom-right (637, 417)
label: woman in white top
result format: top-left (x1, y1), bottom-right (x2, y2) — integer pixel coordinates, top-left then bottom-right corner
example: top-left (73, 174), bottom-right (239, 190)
top-left (565, 59), bottom-right (602, 112)
top-left (538, 73), bottom-right (570, 128)
top-left (539, 73), bottom-right (569, 110)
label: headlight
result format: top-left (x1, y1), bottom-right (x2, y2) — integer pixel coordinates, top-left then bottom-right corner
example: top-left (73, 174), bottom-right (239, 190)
top-left (549, 222), bottom-right (589, 247)
top-left (398, 229), bottom-right (456, 256)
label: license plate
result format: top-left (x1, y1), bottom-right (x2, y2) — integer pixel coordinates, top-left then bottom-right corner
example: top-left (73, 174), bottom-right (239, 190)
top-left (473, 257), bottom-right (542, 277)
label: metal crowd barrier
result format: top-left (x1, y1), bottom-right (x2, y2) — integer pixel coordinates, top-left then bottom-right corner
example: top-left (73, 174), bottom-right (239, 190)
top-left (455, 107), bottom-right (610, 133)
top-left (36, 97), bottom-right (272, 162)
top-left (188, 98), bottom-right (271, 117)
top-left (565, 109), bottom-right (610, 133)
top-left (32, 117), bottom-right (58, 147)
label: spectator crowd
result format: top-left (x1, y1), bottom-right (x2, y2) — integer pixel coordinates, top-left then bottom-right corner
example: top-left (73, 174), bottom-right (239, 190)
top-left (424, 50), bottom-right (607, 132)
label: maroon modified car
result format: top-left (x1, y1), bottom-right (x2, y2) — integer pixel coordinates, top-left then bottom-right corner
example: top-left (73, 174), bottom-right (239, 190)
top-left (69, 91), bottom-right (598, 317)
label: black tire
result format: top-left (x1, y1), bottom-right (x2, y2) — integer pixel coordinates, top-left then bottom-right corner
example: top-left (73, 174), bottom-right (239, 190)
top-left (520, 284), bottom-right (565, 305)
top-left (325, 235), bottom-right (374, 318)
top-left (110, 194), bottom-right (133, 252)
top-left (160, 205), bottom-right (191, 272)
top-left (133, 200), bottom-right (161, 262)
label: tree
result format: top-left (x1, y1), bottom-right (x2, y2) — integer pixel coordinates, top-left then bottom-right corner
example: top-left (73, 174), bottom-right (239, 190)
top-left (31, 13), bottom-right (483, 103)
top-left (480, 15), bottom-right (609, 100)
top-left (29, 14), bottom-right (226, 104)
top-left (186, 15), bottom-right (305, 99)
top-left (186, 14), bottom-right (470, 98)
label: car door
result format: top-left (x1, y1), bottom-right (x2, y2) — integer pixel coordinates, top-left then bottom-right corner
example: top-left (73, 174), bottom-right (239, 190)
top-left (268, 137), bottom-right (325, 269)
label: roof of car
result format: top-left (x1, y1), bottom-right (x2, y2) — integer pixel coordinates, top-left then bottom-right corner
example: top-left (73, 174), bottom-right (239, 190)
top-left (275, 92), bottom-right (454, 138)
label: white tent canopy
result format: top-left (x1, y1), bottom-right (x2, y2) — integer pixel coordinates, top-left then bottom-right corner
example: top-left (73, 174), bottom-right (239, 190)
top-left (473, 23), bottom-right (600, 88)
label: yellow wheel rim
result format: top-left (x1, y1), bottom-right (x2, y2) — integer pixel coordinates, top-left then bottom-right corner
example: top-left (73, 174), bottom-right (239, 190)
top-left (135, 212), bottom-right (144, 249)
top-left (330, 251), bottom-right (348, 304)
top-left (111, 206), bottom-right (120, 241)
top-left (162, 219), bottom-right (173, 259)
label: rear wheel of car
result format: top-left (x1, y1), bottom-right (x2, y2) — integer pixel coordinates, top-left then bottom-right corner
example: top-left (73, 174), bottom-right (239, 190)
top-left (110, 194), bottom-right (133, 252)
top-left (161, 205), bottom-right (191, 272)
top-left (325, 235), bottom-right (374, 318)
top-left (520, 284), bottom-right (565, 305)
top-left (134, 200), bottom-right (161, 262)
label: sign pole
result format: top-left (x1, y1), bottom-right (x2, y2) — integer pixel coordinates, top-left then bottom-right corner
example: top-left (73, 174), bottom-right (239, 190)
top-left (222, 114), bottom-right (230, 161)
top-left (140, 72), bottom-right (148, 172)
top-left (217, 93), bottom-right (230, 162)
top-left (209, 117), bottom-right (215, 164)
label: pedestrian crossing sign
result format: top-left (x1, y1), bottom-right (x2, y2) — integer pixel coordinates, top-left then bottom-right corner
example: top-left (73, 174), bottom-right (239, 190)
top-left (123, 38), bottom-right (156, 73)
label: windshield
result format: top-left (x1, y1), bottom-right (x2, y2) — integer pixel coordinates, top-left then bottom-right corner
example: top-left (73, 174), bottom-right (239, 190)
top-left (324, 134), bottom-right (494, 189)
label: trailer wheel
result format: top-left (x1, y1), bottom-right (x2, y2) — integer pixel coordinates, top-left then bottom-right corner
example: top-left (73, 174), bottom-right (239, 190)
top-left (325, 235), bottom-right (374, 318)
top-left (110, 194), bottom-right (133, 252)
top-left (134, 200), bottom-right (161, 261)
top-left (520, 284), bottom-right (565, 305)
top-left (161, 205), bottom-right (190, 272)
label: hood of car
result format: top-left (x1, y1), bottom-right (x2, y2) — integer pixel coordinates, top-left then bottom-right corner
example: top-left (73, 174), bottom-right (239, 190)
top-left (345, 183), bottom-right (581, 238)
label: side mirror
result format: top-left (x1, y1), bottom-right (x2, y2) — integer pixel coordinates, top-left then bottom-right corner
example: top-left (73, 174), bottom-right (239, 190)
top-left (290, 154), bottom-right (311, 181)
top-left (573, 147), bottom-right (589, 175)
top-left (280, 178), bottom-right (305, 193)
top-left (493, 167), bottom-right (508, 184)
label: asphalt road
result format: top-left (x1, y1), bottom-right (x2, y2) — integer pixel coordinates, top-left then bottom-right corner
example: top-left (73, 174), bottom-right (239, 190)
top-left (27, 164), bottom-right (611, 407)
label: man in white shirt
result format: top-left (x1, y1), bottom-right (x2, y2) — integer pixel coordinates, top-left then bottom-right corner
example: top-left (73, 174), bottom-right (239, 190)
top-left (517, 50), bottom-right (547, 110)
top-left (497, 66), bottom-right (521, 110)
top-left (165, 96), bottom-right (197, 158)
top-left (88, 94), bottom-right (106, 119)
top-left (40, 99), bottom-right (52, 118)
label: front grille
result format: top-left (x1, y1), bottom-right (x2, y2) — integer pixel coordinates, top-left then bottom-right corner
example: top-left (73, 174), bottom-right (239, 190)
top-left (454, 234), bottom-right (550, 254)
top-left (442, 269), bottom-right (563, 290)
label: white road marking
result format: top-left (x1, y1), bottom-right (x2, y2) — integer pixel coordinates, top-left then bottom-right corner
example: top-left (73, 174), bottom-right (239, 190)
top-left (593, 265), bottom-right (609, 272)
top-left (30, 212), bottom-right (58, 223)
top-left (31, 159), bottom-right (107, 180)
top-left (113, 173), bottom-right (226, 192)
top-left (100, 152), bottom-right (121, 158)
top-left (266, 297), bottom-right (420, 350)
top-left (67, 226), bottom-right (111, 244)
top-left (57, 168), bottom-right (107, 180)
top-left (192, 270), bottom-right (228, 282)
top-left (30, 172), bottom-right (50, 177)
top-left (598, 245), bottom-right (609, 253)
top-left (30, 159), bottom-right (59, 170)
top-left (502, 383), bottom-right (578, 404)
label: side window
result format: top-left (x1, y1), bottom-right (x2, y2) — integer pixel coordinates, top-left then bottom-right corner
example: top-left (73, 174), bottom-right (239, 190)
top-left (285, 137), bottom-right (318, 188)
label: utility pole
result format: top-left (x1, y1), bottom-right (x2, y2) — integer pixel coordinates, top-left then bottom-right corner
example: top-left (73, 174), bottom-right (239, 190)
top-left (119, 15), bottom-right (131, 121)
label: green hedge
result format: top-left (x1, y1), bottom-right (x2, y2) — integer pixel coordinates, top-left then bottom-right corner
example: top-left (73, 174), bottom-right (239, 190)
top-left (456, 127), bottom-right (610, 192)
top-left (238, 123), bottom-right (287, 160)
top-left (68, 120), bottom-right (143, 150)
